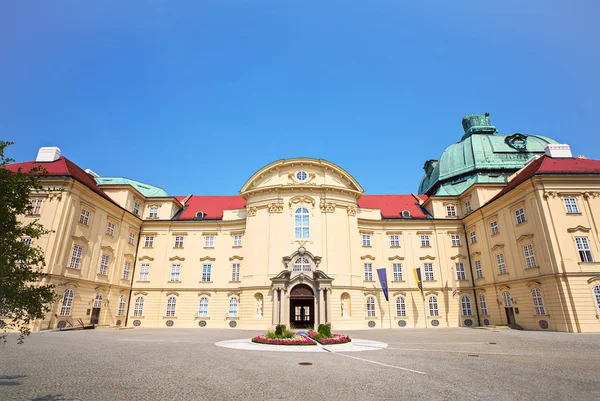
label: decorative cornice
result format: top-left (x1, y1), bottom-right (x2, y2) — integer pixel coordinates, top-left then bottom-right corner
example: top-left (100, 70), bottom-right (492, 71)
top-left (583, 191), bottom-right (600, 199)
top-left (289, 195), bottom-right (316, 209)
top-left (72, 235), bottom-right (89, 244)
top-left (202, 232), bottom-right (218, 236)
top-left (197, 292), bottom-right (212, 297)
top-left (227, 291), bottom-right (241, 297)
top-left (516, 234), bottom-right (534, 243)
top-left (587, 276), bottom-right (600, 284)
top-left (172, 232), bottom-right (188, 236)
top-left (320, 202), bottom-right (336, 213)
top-left (525, 280), bottom-right (542, 288)
top-left (543, 191), bottom-right (558, 199)
top-left (360, 255), bottom-right (376, 260)
top-left (133, 291), bottom-right (148, 296)
top-left (392, 291), bottom-right (407, 297)
top-left (287, 171), bottom-right (317, 185)
top-left (470, 252), bottom-right (481, 258)
top-left (60, 281), bottom-right (79, 289)
top-left (424, 291), bottom-right (438, 296)
top-left (346, 205), bottom-right (357, 216)
top-left (567, 225), bottom-right (591, 233)
top-left (169, 256), bottom-right (185, 261)
top-left (229, 255), bottom-right (243, 261)
top-left (268, 202), bottom-right (284, 214)
top-left (138, 256), bottom-right (154, 261)
top-left (388, 255), bottom-right (404, 261)
top-left (247, 207), bottom-right (257, 217)
top-left (123, 253), bottom-right (135, 259)
top-left (419, 255), bottom-right (436, 261)
top-left (166, 291), bottom-right (179, 297)
top-left (100, 245), bottom-right (115, 253)
top-left (199, 256), bottom-right (216, 262)
top-left (450, 254), bottom-right (467, 260)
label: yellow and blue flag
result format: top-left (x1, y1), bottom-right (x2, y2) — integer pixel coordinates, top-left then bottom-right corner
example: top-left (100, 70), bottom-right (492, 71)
top-left (413, 268), bottom-right (424, 300)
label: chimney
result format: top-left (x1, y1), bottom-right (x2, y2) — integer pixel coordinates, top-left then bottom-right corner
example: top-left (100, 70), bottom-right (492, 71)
top-left (36, 147), bottom-right (61, 162)
top-left (85, 169), bottom-right (100, 178)
top-left (544, 144), bottom-right (572, 158)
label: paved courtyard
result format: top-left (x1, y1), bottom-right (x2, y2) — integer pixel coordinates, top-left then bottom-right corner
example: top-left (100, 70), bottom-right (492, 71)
top-left (1, 327), bottom-right (599, 401)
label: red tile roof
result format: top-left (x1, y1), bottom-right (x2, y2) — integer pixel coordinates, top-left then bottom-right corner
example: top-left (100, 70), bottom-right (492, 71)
top-left (488, 156), bottom-right (600, 204)
top-left (175, 195), bottom-right (247, 220)
top-left (357, 194), bottom-right (430, 219)
top-left (4, 157), bottom-right (114, 203)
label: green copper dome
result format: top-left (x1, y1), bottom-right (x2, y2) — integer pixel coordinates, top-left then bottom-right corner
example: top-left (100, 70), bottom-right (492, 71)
top-left (418, 114), bottom-right (557, 196)
top-left (95, 177), bottom-right (170, 198)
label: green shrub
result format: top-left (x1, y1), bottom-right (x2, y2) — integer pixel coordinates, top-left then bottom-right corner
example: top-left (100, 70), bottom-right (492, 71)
top-left (318, 324), bottom-right (331, 338)
top-left (275, 324), bottom-right (286, 336)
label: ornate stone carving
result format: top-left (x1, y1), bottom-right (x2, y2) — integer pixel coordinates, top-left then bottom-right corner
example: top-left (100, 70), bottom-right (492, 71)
top-left (247, 207), bottom-right (257, 217)
top-left (346, 205), bottom-right (357, 216)
top-left (287, 171), bottom-right (317, 185)
top-left (320, 202), bottom-right (335, 213)
top-left (504, 133), bottom-right (528, 152)
top-left (583, 192), bottom-right (600, 199)
top-left (289, 196), bottom-right (315, 209)
top-left (543, 191), bottom-right (558, 199)
top-left (268, 203), bottom-right (283, 214)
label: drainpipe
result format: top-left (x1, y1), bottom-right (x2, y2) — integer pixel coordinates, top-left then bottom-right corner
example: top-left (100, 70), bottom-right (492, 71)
top-left (464, 224), bottom-right (482, 327)
top-left (124, 220), bottom-right (143, 327)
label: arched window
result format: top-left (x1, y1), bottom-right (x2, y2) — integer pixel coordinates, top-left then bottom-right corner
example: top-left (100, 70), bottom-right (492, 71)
top-left (198, 297), bottom-right (209, 317)
top-left (93, 293), bottom-right (103, 308)
top-left (479, 294), bottom-right (488, 316)
top-left (294, 207), bottom-right (310, 239)
top-left (594, 284), bottom-right (600, 312)
top-left (366, 296), bottom-right (376, 317)
top-left (293, 256), bottom-right (311, 272)
top-left (428, 296), bottom-right (439, 316)
top-left (395, 296), bottom-right (406, 317)
top-left (166, 297), bottom-right (177, 317)
top-left (59, 289), bottom-right (74, 316)
top-left (229, 297), bottom-right (238, 317)
top-left (502, 291), bottom-right (512, 308)
top-left (531, 288), bottom-right (546, 316)
top-left (461, 295), bottom-right (472, 316)
top-left (117, 295), bottom-right (126, 316)
top-left (133, 296), bottom-right (144, 317)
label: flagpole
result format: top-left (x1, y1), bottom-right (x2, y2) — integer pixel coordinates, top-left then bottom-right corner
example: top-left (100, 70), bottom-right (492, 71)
top-left (387, 298), bottom-right (392, 329)
top-left (422, 273), bottom-right (428, 329)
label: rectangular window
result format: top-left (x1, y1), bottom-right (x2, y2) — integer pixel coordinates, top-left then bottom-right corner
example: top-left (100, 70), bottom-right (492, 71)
top-left (456, 262), bottom-right (467, 281)
top-left (424, 263), bottom-right (434, 281)
top-left (174, 236), bottom-right (184, 248)
top-left (451, 234), bottom-right (461, 247)
top-left (490, 221), bottom-right (499, 236)
top-left (465, 200), bottom-right (472, 214)
top-left (390, 235), bottom-right (400, 247)
top-left (479, 294), bottom-right (488, 316)
top-left (205, 236), bottom-right (214, 248)
top-left (202, 264), bottom-right (212, 282)
top-left (475, 260), bottom-right (483, 279)
top-left (364, 263), bottom-right (373, 281)
top-left (117, 296), bottom-right (126, 316)
top-left (69, 245), bottom-right (83, 269)
top-left (523, 244), bottom-right (537, 268)
top-left (106, 222), bottom-right (115, 236)
top-left (99, 254), bottom-right (110, 275)
top-left (575, 237), bottom-right (594, 262)
top-left (392, 263), bottom-right (403, 281)
top-left (21, 237), bottom-right (33, 246)
top-left (231, 263), bottom-right (240, 281)
top-left (515, 207), bottom-right (526, 225)
top-left (564, 197), bottom-right (579, 214)
top-left (79, 208), bottom-right (90, 225)
top-left (149, 206), bottom-right (158, 218)
top-left (30, 199), bottom-right (43, 215)
top-left (133, 297), bottom-right (144, 317)
top-left (123, 261), bottom-right (131, 280)
top-left (144, 236), bottom-right (154, 248)
top-left (470, 231), bottom-right (477, 244)
top-left (139, 263), bottom-right (150, 281)
top-left (420, 235), bottom-right (430, 247)
top-left (446, 205), bottom-right (457, 217)
top-left (170, 264), bottom-right (181, 281)
top-left (133, 202), bottom-right (140, 215)
top-left (496, 253), bottom-right (507, 274)
top-left (128, 232), bottom-right (136, 245)
top-left (362, 234), bottom-right (371, 247)
top-left (233, 235), bottom-right (242, 247)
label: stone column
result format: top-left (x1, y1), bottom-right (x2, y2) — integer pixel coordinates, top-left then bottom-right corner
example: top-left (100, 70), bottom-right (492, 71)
top-left (280, 289), bottom-right (287, 326)
top-left (272, 289), bottom-right (280, 325)
top-left (325, 288), bottom-right (331, 324)
top-left (318, 288), bottom-right (326, 326)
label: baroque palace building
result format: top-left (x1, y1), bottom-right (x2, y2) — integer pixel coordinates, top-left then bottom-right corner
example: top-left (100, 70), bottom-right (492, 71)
top-left (7, 114), bottom-right (600, 333)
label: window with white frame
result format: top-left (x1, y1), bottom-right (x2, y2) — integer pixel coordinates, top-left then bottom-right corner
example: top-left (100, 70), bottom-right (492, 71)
top-left (133, 202), bottom-right (140, 215)
top-left (496, 253), bottom-right (507, 274)
top-left (21, 237), bottom-right (32, 246)
top-left (575, 237), bottom-right (594, 262)
top-left (128, 232), bottom-right (136, 245)
top-left (123, 260), bottom-right (131, 280)
top-left (198, 297), bottom-right (209, 317)
top-left (231, 263), bottom-right (240, 281)
top-left (390, 235), bottom-right (400, 247)
top-left (144, 236), bottom-right (154, 248)
top-left (470, 230), bottom-right (477, 244)
top-left (593, 284), bottom-right (600, 312)
top-left (461, 295), bottom-right (472, 316)
top-left (79, 208), bottom-right (90, 225)
top-left (531, 288), bottom-right (546, 315)
top-left (451, 234), bottom-right (461, 247)
top-left (474, 260), bottom-right (483, 279)
top-left (117, 295), bottom-right (126, 316)
top-left (93, 293), bottom-right (103, 308)
top-left (59, 289), bottom-right (74, 316)
top-left (30, 199), bottom-right (43, 215)
top-left (294, 207), bottom-right (310, 239)
top-left (364, 263), bottom-right (373, 281)
top-left (133, 296), bottom-right (144, 316)
top-left (490, 221), bottom-right (499, 236)
top-left (362, 234), bottom-right (371, 247)
top-left (233, 235), bottom-right (242, 247)
top-left (170, 264), bottom-right (181, 281)
top-left (149, 206), bottom-right (158, 218)
top-left (515, 207), bottom-right (526, 225)
top-left (366, 296), bottom-right (376, 317)
top-left (502, 291), bottom-right (512, 307)
top-left (564, 197), bottom-right (579, 214)
top-left (465, 200), bottom-right (472, 214)
top-left (392, 263), bottom-right (403, 281)
top-left (174, 236), bottom-right (184, 248)
top-left (428, 296), bottom-right (439, 316)
top-left (69, 245), bottom-right (83, 269)
top-left (139, 263), bottom-right (150, 281)
top-left (446, 204), bottom-right (457, 217)
top-left (204, 236), bottom-right (214, 248)
top-left (420, 235), bottom-right (430, 247)
top-left (523, 244), bottom-right (537, 268)
top-left (396, 296), bottom-right (406, 317)
top-left (424, 263), bottom-right (434, 281)
top-left (99, 254), bottom-right (110, 275)
top-left (201, 264), bottom-right (212, 281)
top-left (456, 262), bottom-right (467, 281)
top-left (479, 294), bottom-right (488, 316)
top-left (106, 222), bottom-right (115, 236)
top-left (229, 297), bottom-right (238, 317)
top-left (293, 257), bottom-right (311, 272)
top-left (166, 297), bottom-right (177, 317)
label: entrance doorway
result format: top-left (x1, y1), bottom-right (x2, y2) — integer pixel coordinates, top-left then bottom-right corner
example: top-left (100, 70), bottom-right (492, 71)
top-left (289, 284), bottom-right (314, 329)
top-left (505, 307), bottom-right (516, 325)
top-left (91, 293), bottom-right (103, 325)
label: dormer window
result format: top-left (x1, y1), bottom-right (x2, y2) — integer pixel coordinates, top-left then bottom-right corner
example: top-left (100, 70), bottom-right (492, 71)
top-left (446, 205), bottom-right (457, 217)
top-left (296, 171), bottom-right (308, 181)
top-left (133, 202), bottom-right (140, 215)
top-left (195, 211), bottom-right (206, 219)
top-left (401, 210), bottom-right (411, 218)
top-left (149, 206), bottom-right (158, 218)
top-left (465, 200), bottom-right (472, 213)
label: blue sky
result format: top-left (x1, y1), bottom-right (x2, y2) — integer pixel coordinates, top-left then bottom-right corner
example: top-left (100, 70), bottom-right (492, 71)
top-left (2, 1), bottom-right (598, 195)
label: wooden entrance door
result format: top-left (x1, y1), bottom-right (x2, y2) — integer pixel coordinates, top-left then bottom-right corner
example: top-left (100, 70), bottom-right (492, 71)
top-left (289, 284), bottom-right (315, 329)
top-left (505, 307), bottom-right (515, 325)
top-left (90, 308), bottom-right (101, 325)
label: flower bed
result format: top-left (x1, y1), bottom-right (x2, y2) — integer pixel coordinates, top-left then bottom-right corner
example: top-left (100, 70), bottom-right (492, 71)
top-left (307, 331), bottom-right (352, 345)
top-left (252, 334), bottom-right (316, 346)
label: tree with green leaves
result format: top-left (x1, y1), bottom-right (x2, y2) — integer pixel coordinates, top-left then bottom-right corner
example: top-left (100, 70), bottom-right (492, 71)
top-left (0, 141), bottom-right (56, 344)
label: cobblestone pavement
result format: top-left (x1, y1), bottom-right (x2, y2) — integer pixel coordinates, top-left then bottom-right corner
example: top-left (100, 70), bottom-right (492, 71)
top-left (1, 327), bottom-right (599, 401)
